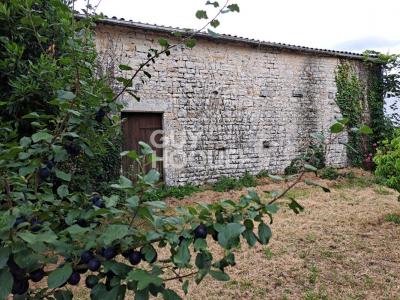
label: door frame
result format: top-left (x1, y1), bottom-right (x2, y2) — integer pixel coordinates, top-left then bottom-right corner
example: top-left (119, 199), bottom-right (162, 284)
top-left (121, 111), bottom-right (165, 182)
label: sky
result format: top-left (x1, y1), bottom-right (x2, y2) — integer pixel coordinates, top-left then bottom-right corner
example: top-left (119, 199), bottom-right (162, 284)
top-left (76, 0), bottom-right (400, 54)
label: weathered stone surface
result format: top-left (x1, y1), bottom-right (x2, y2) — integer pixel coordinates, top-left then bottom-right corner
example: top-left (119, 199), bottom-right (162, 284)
top-left (96, 24), bottom-right (373, 186)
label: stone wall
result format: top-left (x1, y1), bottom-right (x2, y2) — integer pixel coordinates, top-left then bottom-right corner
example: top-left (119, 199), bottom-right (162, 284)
top-left (95, 23), bottom-right (373, 185)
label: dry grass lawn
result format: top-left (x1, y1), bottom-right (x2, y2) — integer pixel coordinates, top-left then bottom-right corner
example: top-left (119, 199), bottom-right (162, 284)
top-left (164, 169), bottom-right (400, 300)
top-left (67, 169), bottom-right (400, 300)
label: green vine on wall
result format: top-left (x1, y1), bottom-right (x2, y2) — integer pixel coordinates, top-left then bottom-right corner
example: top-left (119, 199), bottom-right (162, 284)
top-left (335, 62), bottom-right (365, 166)
top-left (367, 69), bottom-right (393, 143)
top-left (335, 59), bottom-right (392, 167)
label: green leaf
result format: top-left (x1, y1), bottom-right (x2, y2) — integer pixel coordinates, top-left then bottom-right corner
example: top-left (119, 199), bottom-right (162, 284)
top-left (139, 142), bottom-right (153, 155)
top-left (158, 38), bottom-right (169, 47)
top-left (185, 39), bottom-right (197, 49)
top-left (206, 1), bottom-right (219, 7)
top-left (19, 165), bottom-right (35, 177)
top-left (304, 179), bottom-right (330, 192)
top-left (119, 64), bottom-right (133, 71)
top-left (143, 169), bottom-right (160, 185)
top-left (210, 19), bottom-right (220, 28)
top-left (207, 29), bottom-right (218, 37)
top-left (227, 3), bottom-right (240, 12)
top-left (268, 174), bottom-right (284, 181)
top-left (57, 185), bottom-right (69, 198)
top-left (162, 289), bottom-right (182, 300)
top-left (195, 10), bottom-right (208, 19)
top-left (330, 122), bottom-right (344, 133)
top-left (32, 131), bottom-right (53, 143)
top-left (0, 267), bottom-right (13, 299)
top-left (359, 124), bottom-right (373, 135)
top-left (218, 223), bottom-right (245, 249)
top-left (18, 231), bottom-right (57, 244)
top-left (144, 201), bottom-right (166, 209)
top-left (193, 238), bottom-right (207, 251)
top-left (48, 263), bottom-right (73, 288)
top-left (258, 222), bottom-right (272, 245)
top-left (100, 224), bottom-right (130, 245)
top-left (126, 196), bottom-right (139, 209)
top-left (54, 290), bottom-right (73, 300)
top-left (134, 288), bottom-right (149, 300)
top-left (209, 270), bottom-right (230, 281)
top-left (55, 169), bottom-right (71, 182)
top-left (304, 164), bottom-right (318, 172)
top-left (288, 198), bottom-right (304, 214)
top-left (0, 247), bottom-right (10, 269)
top-left (111, 176), bottom-right (133, 189)
top-left (57, 90), bottom-right (76, 101)
top-left (242, 229), bottom-right (257, 247)
top-left (19, 137), bottom-right (31, 147)
top-left (265, 204), bottom-right (279, 214)
top-left (127, 269), bottom-right (162, 290)
top-left (64, 225), bottom-right (90, 235)
top-left (140, 245), bottom-right (157, 263)
top-left (182, 280), bottom-right (189, 295)
top-left (173, 240), bottom-right (191, 267)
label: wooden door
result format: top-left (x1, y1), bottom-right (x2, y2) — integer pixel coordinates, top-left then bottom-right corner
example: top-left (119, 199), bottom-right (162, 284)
top-left (121, 112), bottom-right (163, 180)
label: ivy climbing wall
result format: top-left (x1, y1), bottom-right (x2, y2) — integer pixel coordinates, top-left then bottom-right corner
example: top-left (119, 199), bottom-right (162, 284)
top-left (96, 22), bottom-right (379, 185)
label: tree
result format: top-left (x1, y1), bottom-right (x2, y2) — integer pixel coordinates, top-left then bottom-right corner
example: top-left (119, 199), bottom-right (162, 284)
top-left (0, 0), bottom-right (363, 299)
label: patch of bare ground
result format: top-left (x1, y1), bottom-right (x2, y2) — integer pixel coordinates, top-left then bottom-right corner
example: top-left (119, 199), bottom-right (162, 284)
top-left (164, 169), bottom-right (400, 299)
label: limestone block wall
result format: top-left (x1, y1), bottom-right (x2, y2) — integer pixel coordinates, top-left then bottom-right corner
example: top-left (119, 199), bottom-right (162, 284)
top-left (95, 23), bottom-right (373, 186)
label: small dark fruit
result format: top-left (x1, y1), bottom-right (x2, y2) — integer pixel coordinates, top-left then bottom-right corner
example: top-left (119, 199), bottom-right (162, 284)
top-left (87, 258), bottom-right (101, 271)
top-left (95, 109), bottom-right (106, 122)
top-left (38, 167), bottom-right (51, 180)
top-left (8, 259), bottom-right (26, 280)
top-left (91, 195), bottom-right (105, 208)
top-left (128, 251), bottom-right (142, 265)
top-left (14, 216), bottom-right (27, 227)
top-left (122, 249), bottom-right (133, 258)
top-left (194, 224), bottom-right (208, 239)
top-left (76, 219), bottom-right (89, 227)
top-left (44, 160), bottom-right (54, 170)
top-left (67, 271), bottom-right (80, 285)
top-left (102, 247), bottom-right (116, 260)
top-left (30, 219), bottom-right (42, 233)
top-left (64, 142), bottom-right (81, 156)
top-left (80, 250), bottom-right (93, 264)
top-left (12, 278), bottom-right (29, 295)
top-left (29, 268), bottom-right (45, 282)
top-left (77, 264), bottom-right (88, 274)
top-left (85, 275), bottom-right (99, 289)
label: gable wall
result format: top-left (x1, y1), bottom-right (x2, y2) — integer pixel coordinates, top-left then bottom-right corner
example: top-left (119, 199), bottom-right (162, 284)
top-left (96, 24), bottom-right (372, 185)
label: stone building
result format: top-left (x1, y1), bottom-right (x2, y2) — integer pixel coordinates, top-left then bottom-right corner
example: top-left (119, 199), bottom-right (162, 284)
top-left (94, 17), bottom-right (377, 186)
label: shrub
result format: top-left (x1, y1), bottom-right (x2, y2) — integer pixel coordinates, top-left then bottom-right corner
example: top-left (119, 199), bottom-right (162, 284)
top-left (213, 176), bottom-right (240, 192)
top-left (256, 169), bottom-right (269, 178)
top-left (142, 183), bottom-right (201, 201)
top-left (319, 167), bottom-right (340, 180)
top-left (213, 172), bottom-right (257, 192)
top-left (0, 2), bottom-right (288, 299)
top-left (239, 171), bottom-right (257, 188)
top-left (374, 129), bottom-right (400, 192)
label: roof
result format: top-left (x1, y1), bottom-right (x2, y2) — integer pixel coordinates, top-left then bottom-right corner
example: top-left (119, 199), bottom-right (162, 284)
top-left (91, 15), bottom-right (369, 61)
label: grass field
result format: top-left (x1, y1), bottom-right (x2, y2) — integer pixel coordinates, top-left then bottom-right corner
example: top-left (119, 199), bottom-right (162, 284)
top-left (50, 169), bottom-right (400, 300)
top-left (164, 169), bottom-right (400, 299)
